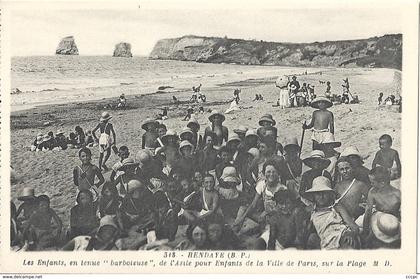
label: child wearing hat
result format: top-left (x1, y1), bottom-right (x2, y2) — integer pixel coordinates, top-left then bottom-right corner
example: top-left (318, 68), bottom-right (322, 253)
top-left (302, 97), bottom-right (335, 150)
top-left (141, 118), bottom-right (159, 151)
top-left (218, 166), bottom-right (241, 222)
top-left (204, 111), bottom-right (228, 149)
top-left (31, 133), bottom-right (44, 151)
top-left (16, 187), bottom-right (39, 228)
top-left (199, 131), bottom-right (219, 174)
top-left (73, 147), bottom-right (105, 202)
top-left (299, 150), bottom-right (332, 201)
top-left (365, 212), bottom-right (400, 249)
top-left (92, 111), bottom-right (117, 171)
top-left (319, 133), bottom-right (341, 178)
top-left (156, 130), bottom-right (180, 176)
top-left (244, 129), bottom-right (259, 150)
top-left (281, 137), bottom-right (303, 201)
top-left (340, 146), bottom-right (370, 185)
top-left (215, 146), bottom-right (234, 185)
top-left (187, 118), bottom-right (203, 150)
top-left (257, 114), bottom-right (278, 140)
top-left (175, 140), bottom-right (199, 180)
top-left (304, 176), bottom-right (360, 250)
top-left (114, 158), bottom-right (139, 196)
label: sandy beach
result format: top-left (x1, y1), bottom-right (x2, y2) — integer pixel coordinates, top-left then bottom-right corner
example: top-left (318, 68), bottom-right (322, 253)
top-left (10, 66), bottom-right (401, 227)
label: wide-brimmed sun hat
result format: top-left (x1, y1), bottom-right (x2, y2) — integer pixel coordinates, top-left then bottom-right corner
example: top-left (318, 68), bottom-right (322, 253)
top-left (303, 150), bottom-right (331, 169)
top-left (320, 133), bottom-right (341, 148)
top-left (127, 179), bottom-right (145, 194)
top-left (340, 146), bottom-right (362, 159)
top-left (179, 127), bottom-right (194, 139)
top-left (187, 118), bottom-right (200, 130)
top-left (117, 158), bottom-right (139, 170)
top-left (100, 111), bottom-right (112, 122)
top-left (161, 129), bottom-right (178, 145)
top-left (233, 125), bottom-right (248, 135)
top-left (208, 110), bottom-right (225, 123)
top-left (283, 137), bottom-right (300, 152)
top-left (179, 140), bottom-right (194, 152)
top-left (311, 97), bottom-right (333, 109)
top-left (245, 129), bottom-right (260, 140)
top-left (258, 114), bottom-right (276, 126)
top-left (304, 176), bottom-right (336, 200)
top-left (220, 166), bottom-right (240, 184)
top-left (371, 212), bottom-right (400, 243)
top-left (18, 187), bottom-right (36, 201)
top-left (141, 118), bottom-right (159, 130)
top-left (227, 133), bottom-right (241, 145)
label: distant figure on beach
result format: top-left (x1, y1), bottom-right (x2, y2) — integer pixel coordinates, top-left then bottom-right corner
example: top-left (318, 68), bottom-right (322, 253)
top-left (303, 97), bottom-right (335, 150)
top-left (157, 107), bottom-right (168, 120)
top-left (342, 78), bottom-right (350, 104)
top-left (204, 111), bottom-right (228, 149)
top-left (183, 106), bottom-right (194, 121)
top-left (141, 118), bottom-right (159, 150)
top-left (288, 76), bottom-right (300, 107)
top-left (378, 92), bottom-right (384, 105)
top-left (117, 93), bottom-right (127, 109)
top-left (276, 75), bottom-right (289, 109)
top-left (325, 81), bottom-right (332, 99)
top-left (92, 112), bottom-right (116, 171)
top-left (233, 88), bottom-right (241, 104)
top-left (191, 84), bottom-right (202, 103)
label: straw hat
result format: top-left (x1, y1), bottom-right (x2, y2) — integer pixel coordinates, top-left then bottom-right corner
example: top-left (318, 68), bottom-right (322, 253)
top-left (258, 114), bottom-right (276, 126)
top-left (56, 130), bottom-right (64, 135)
top-left (161, 129), bottom-right (178, 145)
top-left (340, 146), bottom-right (362, 159)
top-left (18, 187), bottom-right (36, 201)
top-left (179, 140), bottom-right (194, 152)
top-left (100, 111), bottom-right (112, 122)
top-left (303, 150), bottom-right (331, 169)
top-left (320, 133), bottom-right (341, 148)
top-left (187, 118), bottom-right (200, 130)
top-left (127, 180), bottom-right (145, 194)
top-left (283, 137), bottom-right (300, 152)
top-left (247, 147), bottom-right (260, 158)
top-left (311, 97), bottom-right (333, 109)
top-left (245, 129), bottom-right (259, 140)
top-left (117, 158), bottom-right (139, 170)
top-left (227, 133), bottom-right (241, 145)
top-left (233, 125), bottom-right (248, 135)
top-left (208, 110), bottom-right (225, 123)
top-left (220, 166), bottom-right (240, 184)
top-left (371, 212), bottom-right (400, 243)
top-left (141, 118), bottom-right (158, 130)
top-left (304, 176), bottom-right (335, 197)
top-left (179, 127), bottom-right (194, 139)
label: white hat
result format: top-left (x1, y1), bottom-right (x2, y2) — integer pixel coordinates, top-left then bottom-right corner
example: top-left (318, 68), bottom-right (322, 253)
top-left (371, 212), bottom-right (400, 243)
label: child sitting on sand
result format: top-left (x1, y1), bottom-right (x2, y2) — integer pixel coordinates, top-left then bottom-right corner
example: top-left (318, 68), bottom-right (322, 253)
top-left (200, 132), bottom-right (219, 174)
top-left (304, 176), bottom-right (360, 250)
top-left (141, 118), bottom-right (159, 150)
top-left (152, 190), bottom-right (178, 241)
top-left (23, 195), bottom-right (63, 251)
top-left (215, 146), bottom-right (233, 184)
top-left (85, 130), bottom-right (95, 147)
top-left (110, 145), bottom-right (130, 182)
top-left (70, 190), bottom-right (99, 238)
top-left (16, 187), bottom-right (38, 224)
top-left (67, 132), bottom-right (77, 148)
top-left (75, 126), bottom-right (86, 147)
top-left (156, 123), bottom-right (167, 148)
top-left (92, 112), bottom-right (117, 171)
top-left (55, 130), bottom-right (68, 150)
top-left (303, 96), bottom-right (335, 150)
top-left (371, 134), bottom-right (401, 179)
top-left (114, 158), bottom-right (139, 196)
top-left (281, 137), bottom-right (303, 200)
top-left (157, 130), bottom-right (180, 176)
top-left (187, 118), bottom-right (203, 150)
top-left (98, 182), bottom-right (121, 218)
top-left (183, 106), bottom-right (194, 121)
top-left (73, 147), bottom-right (105, 202)
top-left (257, 114), bottom-right (278, 139)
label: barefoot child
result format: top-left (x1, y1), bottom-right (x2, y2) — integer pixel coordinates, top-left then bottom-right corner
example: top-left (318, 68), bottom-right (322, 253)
top-left (371, 134), bottom-right (401, 179)
top-left (204, 111), bottom-right (229, 149)
top-left (303, 97), bottom-right (335, 150)
top-left (110, 145), bottom-right (130, 182)
top-left (73, 147), bottom-right (105, 202)
top-left (141, 118), bottom-right (159, 151)
top-left (70, 190), bottom-right (99, 238)
top-left (92, 112), bottom-right (116, 171)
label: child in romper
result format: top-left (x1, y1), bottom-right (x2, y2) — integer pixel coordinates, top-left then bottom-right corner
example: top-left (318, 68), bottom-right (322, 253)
top-left (371, 134), bottom-right (401, 179)
top-left (92, 111), bottom-right (116, 171)
top-left (73, 147), bottom-right (105, 202)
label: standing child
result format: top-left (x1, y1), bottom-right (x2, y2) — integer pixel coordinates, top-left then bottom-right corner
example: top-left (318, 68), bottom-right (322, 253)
top-left (110, 146), bottom-right (130, 182)
top-left (303, 96), bottom-right (335, 150)
top-left (73, 147), bottom-right (105, 202)
top-left (187, 118), bottom-right (203, 150)
top-left (204, 111), bottom-right (229, 149)
top-left (92, 112), bottom-right (116, 171)
top-left (141, 118), bottom-right (159, 151)
top-left (371, 134), bottom-right (401, 179)
top-left (156, 123), bottom-right (167, 148)
top-left (23, 195), bottom-right (63, 251)
top-left (257, 114), bottom-right (278, 139)
top-left (199, 132), bottom-right (219, 175)
top-left (70, 190), bottom-right (99, 238)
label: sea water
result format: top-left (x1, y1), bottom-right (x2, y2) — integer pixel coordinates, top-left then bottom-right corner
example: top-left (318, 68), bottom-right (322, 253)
top-left (11, 55), bottom-right (324, 111)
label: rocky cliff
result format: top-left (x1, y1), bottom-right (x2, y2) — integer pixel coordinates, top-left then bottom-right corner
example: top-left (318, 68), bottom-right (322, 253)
top-left (113, 42), bottom-right (133, 57)
top-left (149, 34), bottom-right (402, 70)
top-left (56, 36), bottom-right (79, 55)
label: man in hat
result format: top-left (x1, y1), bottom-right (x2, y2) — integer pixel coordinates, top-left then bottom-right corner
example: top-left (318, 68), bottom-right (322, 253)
top-left (299, 150), bottom-right (332, 200)
top-left (334, 157), bottom-right (369, 220)
top-left (288, 75), bottom-right (300, 107)
top-left (303, 97), bottom-right (335, 150)
top-left (204, 111), bottom-right (228, 148)
top-left (92, 111), bottom-right (116, 171)
top-left (141, 118), bottom-right (159, 150)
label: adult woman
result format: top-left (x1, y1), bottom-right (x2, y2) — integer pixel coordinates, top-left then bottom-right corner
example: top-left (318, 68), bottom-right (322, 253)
top-left (249, 136), bottom-right (283, 183)
top-left (175, 221), bottom-right (209, 250)
top-left (276, 75), bottom-right (290, 109)
top-left (204, 111), bottom-right (228, 149)
top-left (234, 159), bottom-right (287, 232)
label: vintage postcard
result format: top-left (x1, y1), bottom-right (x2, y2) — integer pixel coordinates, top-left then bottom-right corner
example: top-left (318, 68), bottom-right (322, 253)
top-left (0, 0), bottom-right (418, 274)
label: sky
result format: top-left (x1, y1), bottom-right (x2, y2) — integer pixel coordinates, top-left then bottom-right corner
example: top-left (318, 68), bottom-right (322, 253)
top-left (9, 7), bottom-right (402, 56)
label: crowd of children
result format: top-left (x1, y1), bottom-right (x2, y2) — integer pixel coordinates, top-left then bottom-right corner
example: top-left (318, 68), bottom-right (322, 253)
top-left (14, 94), bottom-right (401, 251)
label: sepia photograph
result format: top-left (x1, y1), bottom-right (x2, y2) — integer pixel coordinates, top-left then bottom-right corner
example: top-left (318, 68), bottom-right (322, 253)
top-left (7, 2), bottom-right (406, 253)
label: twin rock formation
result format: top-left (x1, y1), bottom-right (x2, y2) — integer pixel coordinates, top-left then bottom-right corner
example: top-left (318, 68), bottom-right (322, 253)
top-left (55, 36), bottom-right (132, 57)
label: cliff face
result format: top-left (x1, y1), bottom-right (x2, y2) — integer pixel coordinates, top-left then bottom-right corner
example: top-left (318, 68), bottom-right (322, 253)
top-left (149, 34), bottom-right (402, 70)
top-left (113, 42), bottom-right (133, 57)
top-left (56, 36), bottom-right (79, 55)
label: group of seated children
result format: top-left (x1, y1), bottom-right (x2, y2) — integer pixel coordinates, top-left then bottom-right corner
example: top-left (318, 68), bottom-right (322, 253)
top-left (15, 99), bottom-right (401, 251)
top-left (31, 126), bottom-right (95, 152)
